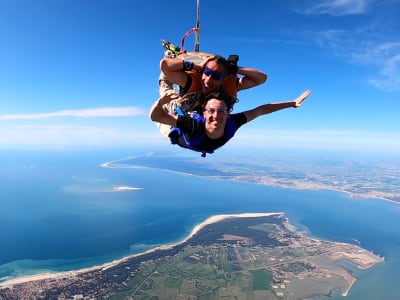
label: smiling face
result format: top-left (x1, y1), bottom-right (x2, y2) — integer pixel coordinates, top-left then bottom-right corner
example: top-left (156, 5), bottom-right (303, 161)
top-left (203, 98), bottom-right (229, 139)
top-left (201, 60), bottom-right (225, 94)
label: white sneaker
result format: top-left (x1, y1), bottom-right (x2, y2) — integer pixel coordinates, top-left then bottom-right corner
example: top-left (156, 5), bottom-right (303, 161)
top-left (164, 50), bottom-right (175, 58)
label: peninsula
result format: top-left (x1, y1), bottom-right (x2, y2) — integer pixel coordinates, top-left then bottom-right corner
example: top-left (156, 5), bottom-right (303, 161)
top-left (0, 213), bottom-right (383, 299)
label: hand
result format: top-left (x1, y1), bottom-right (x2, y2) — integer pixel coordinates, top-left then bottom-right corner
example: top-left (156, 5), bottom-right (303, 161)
top-left (159, 91), bottom-right (179, 103)
top-left (294, 90), bottom-right (311, 108)
top-left (176, 92), bottom-right (196, 105)
top-left (201, 55), bottom-right (215, 70)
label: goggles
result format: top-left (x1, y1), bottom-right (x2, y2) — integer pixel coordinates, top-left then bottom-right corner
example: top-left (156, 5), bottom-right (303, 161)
top-left (203, 67), bottom-right (224, 81)
top-left (204, 107), bottom-right (228, 115)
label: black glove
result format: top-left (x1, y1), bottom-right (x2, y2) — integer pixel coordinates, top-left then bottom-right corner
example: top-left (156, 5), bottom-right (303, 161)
top-left (227, 54), bottom-right (239, 75)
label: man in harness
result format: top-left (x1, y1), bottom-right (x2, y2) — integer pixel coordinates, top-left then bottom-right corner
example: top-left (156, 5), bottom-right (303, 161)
top-left (159, 40), bottom-right (267, 114)
top-left (149, 89), bottom-right (311, 157)
top-left (159, 53), bottom-right (267, 97)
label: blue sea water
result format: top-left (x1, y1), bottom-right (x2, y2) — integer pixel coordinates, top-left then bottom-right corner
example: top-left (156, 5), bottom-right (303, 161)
top-left (0, 149), bottom-right (399, 299)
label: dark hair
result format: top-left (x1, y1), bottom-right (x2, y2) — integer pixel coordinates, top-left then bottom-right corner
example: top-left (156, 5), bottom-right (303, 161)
top-left (208, 55), bottom-right (227, 66)
top-left (202, 90), bottom-right (237, 112)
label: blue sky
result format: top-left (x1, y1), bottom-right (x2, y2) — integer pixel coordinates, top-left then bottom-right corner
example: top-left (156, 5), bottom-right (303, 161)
top-left (1, 0), bottom-right (399, 154)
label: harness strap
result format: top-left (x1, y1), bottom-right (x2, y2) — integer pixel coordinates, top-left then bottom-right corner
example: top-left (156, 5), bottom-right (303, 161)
top-left (181, 27), bottom-right (199, 53)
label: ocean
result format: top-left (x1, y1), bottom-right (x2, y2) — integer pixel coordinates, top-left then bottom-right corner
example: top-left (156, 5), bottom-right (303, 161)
top-left (0, 148), bottom-right (399, 299)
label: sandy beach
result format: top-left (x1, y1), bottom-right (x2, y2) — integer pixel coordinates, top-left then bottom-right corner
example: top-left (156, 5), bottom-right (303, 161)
top-left (112, 186), bottom-right (142, 192)
top-left (342, 278), bottom-right (356, 297)
top-left (0, 212), bottom-right (282, 288)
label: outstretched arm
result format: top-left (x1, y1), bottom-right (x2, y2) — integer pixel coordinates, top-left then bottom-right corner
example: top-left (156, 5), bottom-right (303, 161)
top-left (149, 93), bottom-right (179, 126)
top-left (243, 90), bottom-right (311, 123)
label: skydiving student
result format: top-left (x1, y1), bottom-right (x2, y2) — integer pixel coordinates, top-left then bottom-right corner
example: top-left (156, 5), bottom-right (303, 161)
top-left (149, 89), bottom-right (311, 157)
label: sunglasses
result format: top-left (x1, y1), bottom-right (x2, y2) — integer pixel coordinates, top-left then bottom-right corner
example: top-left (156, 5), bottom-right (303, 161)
top-left (203, 67), bottom-right (224, 81)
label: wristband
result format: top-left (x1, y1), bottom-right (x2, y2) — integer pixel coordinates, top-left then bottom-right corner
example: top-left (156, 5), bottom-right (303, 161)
top-left (183, 60), bottom-right (194, 71)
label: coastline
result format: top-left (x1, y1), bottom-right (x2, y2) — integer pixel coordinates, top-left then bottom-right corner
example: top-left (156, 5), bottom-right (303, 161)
top-left (102, 158), bottom-right (399, 205)
top-left (0, 212), bottom-right (282, 288)
top-left (342, 278), bottom-right (356, 297)
top-left (228, 176), bottom-right (399, 205)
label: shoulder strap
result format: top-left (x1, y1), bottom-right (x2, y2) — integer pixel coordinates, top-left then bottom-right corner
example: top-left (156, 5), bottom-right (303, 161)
top-left (167, 114), bottom-right (211, 157)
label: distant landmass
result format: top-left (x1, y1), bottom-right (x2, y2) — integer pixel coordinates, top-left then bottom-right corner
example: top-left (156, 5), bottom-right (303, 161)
top-left (103, 152), bottom-right (400, 204)
top-left (0, 213), bottom-right (382, 299)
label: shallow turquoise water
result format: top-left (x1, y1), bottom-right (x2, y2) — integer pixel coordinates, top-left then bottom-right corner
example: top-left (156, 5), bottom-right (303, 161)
top-left (0, 149), bottom-right (399, 299)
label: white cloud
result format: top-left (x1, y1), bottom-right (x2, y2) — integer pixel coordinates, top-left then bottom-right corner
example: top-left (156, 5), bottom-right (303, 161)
top-left (369, 55), bottom-right (400, 91)
top-left (0, 124), bottom-right (160, 148)
top-left (292, 0), bottom-right (400, 92)
top-left (306, 0), bottom-right (374, 16)
top-left (302, 29), bottom-right (400, 92)
top-left (0, 107), bottom-right (146, 120)
top-left (229, 129), bottom-right (400, 153)
top-left (352, 42), bottom-right (400, 92)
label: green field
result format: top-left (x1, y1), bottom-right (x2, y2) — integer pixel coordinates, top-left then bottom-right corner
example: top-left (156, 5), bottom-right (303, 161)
top-left (252, 269), bottom-right (272, 290)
